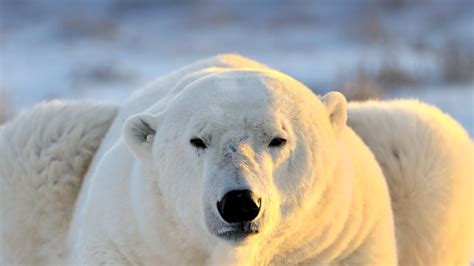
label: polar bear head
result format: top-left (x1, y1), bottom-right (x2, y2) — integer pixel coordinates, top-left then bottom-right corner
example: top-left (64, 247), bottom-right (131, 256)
top-left (122, 69), bottom-right (347, 248)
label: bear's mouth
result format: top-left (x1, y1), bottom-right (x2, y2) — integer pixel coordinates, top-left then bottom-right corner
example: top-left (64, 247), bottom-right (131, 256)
top-left (215, 222), bottom-right (260, 241)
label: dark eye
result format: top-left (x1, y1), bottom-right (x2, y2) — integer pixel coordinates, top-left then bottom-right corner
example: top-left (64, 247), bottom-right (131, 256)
top-left (190, 138), bottom-right (207, 149)
top-left (268, 137), bottom-right (287, 148)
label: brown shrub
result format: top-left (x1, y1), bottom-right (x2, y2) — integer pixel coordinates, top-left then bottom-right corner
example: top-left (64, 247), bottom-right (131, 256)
top-left (439, 40), bottom-right (474, 83)
top-left (376, 59), bottom-right (420, 89)
top-left (340, 70), bottom-right (383, 101)
top-left (58, 14), bottom-right (117, 41)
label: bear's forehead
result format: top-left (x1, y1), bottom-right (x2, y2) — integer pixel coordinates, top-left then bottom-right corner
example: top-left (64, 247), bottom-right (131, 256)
top-left (161, 69), bottom-right (320, 134)
top-left (184, 103), bottom-right (283, 137)
top-left (188, 71), bottom-right (274, 104)
top-left (186, 69), bottom-right (308, 104)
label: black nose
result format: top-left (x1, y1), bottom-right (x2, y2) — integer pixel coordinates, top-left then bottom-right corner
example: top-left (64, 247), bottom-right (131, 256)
top-left (217, 190), bottom-right (261, 223)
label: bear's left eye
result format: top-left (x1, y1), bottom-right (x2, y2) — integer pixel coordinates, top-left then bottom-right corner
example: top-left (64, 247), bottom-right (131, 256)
top-left (268, 137), bottom-right (287, 148)
top-left (190, 138), bottom-right (207, 149)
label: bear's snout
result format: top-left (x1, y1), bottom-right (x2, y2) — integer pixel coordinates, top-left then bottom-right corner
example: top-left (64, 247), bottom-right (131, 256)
top-left (217, 190), bottom-right (261, 223)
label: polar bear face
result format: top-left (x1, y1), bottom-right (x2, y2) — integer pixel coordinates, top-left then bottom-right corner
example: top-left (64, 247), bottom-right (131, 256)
top-left (123, 69), bottom-right (347, 246)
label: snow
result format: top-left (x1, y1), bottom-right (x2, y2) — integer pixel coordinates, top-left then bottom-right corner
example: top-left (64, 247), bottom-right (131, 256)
top-left (1, 0), bottom-right (473, 135)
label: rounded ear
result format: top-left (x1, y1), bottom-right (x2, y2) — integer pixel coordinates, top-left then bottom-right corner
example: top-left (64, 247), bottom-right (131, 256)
top-left (123, 113), bottom-right (158, 160)
top-left (321, 91), bottom-right (347, 135)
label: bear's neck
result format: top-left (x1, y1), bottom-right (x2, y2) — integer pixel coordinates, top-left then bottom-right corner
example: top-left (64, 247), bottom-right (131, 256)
top-left (277, 172), bottom-right (357, 264)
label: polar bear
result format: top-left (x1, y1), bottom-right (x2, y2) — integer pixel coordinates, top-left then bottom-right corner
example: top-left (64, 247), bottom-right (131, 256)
top-left (0, 54), bottom-right (472, 265)
top-left (66, 55), bottom-right (397, 265)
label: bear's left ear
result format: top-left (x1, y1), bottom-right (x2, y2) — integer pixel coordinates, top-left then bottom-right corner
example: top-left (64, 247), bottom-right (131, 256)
top-left (123, 113), bottom-right (158, 160)
top-left (322, 91), bottom-right (347, 135)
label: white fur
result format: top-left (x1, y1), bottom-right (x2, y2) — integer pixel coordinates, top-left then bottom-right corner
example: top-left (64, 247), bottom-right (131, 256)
top-left (0, 101), bottom-right (117, 265)
top-left (0, 54), bottom-right (472, 265)
top-left (348, 100), bottom-right (474, 265)
top-left (68, 54), bottom-right (397, 265)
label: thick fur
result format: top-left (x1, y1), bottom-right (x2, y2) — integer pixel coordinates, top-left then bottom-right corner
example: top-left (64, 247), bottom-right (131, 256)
top-left (0, 55), bottom-right (472, 265)
top-left (67, 54), bottom-right (397, 265)
top-left (0, 101), bottom-right (117, 265)
top-left (348, 100), bottom-right (474, 265)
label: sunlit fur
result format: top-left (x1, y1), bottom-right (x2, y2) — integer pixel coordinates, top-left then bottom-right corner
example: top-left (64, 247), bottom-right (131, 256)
top-left (348, 100), bottom-right (474, 265)
top-left (0, 101), bottom-right (117, 265)
top-left (67, 54), bottom-right (397, 264)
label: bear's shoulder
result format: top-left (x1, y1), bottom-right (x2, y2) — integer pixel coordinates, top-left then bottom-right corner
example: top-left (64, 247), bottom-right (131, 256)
top-left (0, 100), bottom-right (117, 264)
top-left (347, 99), bottom-right (470, 145)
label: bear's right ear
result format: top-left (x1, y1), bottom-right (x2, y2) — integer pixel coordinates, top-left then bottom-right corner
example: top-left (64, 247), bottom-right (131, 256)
top-left (123, 113), bottom-right (158, 160)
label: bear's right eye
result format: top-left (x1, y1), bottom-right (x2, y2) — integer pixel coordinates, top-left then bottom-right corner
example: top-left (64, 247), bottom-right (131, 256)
top-left (190, 138), bottom-right (207, 149)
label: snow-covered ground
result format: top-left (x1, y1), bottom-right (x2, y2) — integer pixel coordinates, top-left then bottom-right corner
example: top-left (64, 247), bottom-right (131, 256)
top-left (1, 0), bottom-right (473, 134)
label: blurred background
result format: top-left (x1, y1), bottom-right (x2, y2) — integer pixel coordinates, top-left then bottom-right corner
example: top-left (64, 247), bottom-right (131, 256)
top-left (1, 0), bottom-right (473, 134)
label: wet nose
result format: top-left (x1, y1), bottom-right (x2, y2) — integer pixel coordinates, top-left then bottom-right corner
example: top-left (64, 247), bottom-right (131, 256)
top-left (217, 190), bottom-right (261, 223)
